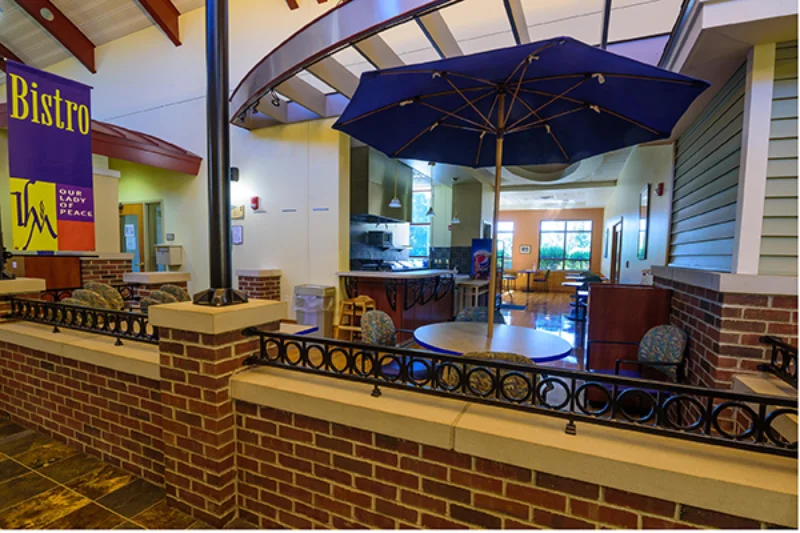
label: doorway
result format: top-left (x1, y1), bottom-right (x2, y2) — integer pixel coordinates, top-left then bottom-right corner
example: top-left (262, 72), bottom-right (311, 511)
top-left (610, 219), bottom-right (623, 284)
top-left (119, 202), bottom-right (164, 272)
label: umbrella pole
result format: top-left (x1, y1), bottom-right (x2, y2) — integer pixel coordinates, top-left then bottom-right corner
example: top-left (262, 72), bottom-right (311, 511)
top-left (487, 92), bottom-right (505, 338)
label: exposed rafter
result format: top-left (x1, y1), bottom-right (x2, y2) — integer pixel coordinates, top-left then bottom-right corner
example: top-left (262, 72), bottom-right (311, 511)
top-left (0, 42), bottom-right (23, 71)
top-left (14, 0), bottom-right (96, 73)
top-left (286, 0), bottom-right (299, 10)
top-left (503, 0), bottom-right (530, 45)
top-left (136, 0), bottom-right (182, 46)
top-left (353, 35), bottom-right (404, 69)
top-left (306, 57), bottom-right (359, 98)
top-left (416, 11), bottom-right (462, 58)
top-left (276, 78), bottom-right (329, 117)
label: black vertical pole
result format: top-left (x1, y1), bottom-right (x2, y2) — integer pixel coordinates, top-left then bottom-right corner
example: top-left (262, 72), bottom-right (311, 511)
top-left (194, 0), bottom-right (247, 306)
top-left (601, 0), bottom-right (613, 49)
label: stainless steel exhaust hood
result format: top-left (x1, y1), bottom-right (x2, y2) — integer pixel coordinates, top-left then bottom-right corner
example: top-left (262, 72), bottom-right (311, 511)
top-left (351, 145), bottom-right (412, 223)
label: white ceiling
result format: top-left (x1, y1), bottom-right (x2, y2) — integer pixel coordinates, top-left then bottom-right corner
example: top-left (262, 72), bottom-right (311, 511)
top-left (500, 185), bottom-right (616, 210)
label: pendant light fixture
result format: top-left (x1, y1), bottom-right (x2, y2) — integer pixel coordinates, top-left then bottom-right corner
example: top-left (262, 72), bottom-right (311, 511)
top-left (388, 159), bottom-right (402, 208)
top-left (425, 162), bottom-right (436, 217)
top-left (451, 176), bottom-right (460, 224)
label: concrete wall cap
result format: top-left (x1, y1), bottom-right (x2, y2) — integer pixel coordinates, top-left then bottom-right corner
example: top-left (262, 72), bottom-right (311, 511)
top-left (236, 269), bottom-right (282, 278)
top-left (0, 278), bottom-right (46, 295)
top-left (123, 272), bottom-right (191, 284)
top-left (653, 266), bottom-right (798, 296)
top-left (149, 300), bottom-right (287, 334)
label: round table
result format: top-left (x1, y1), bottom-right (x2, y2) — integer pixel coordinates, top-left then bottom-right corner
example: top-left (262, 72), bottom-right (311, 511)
top-left (414, 322), bottom-right (572, 363)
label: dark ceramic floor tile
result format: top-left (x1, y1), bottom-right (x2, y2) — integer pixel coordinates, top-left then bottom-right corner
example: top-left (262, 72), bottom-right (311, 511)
top-left (224, 517), bottom-right (259, 529)
top-left (0, 485), bottom-right (91, 529)
top-left (66, 462), bottom-right (136, 500)
top-left (96, 478), bottom-right (165, 518)
top-left (15, 440), bottom-right (79, 470)
top-left (113, 520), bottom-right (146, 529)
top-left (0, 420), bottom-right (27, 440)
top-left (131, 500), bottom-right (196, 529)
top-left (39, 453), bottom-right (106, 484)
top-left (0, 471), bottom-right (56, 511)
top-left (0, 430), bottom-right (52, 457)
top-left (0, 458), bottom-right (29, 483)
top-left (44, 501), bottom-right (126, 530)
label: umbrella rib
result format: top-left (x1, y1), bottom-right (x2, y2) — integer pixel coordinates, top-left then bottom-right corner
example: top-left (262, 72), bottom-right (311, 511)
top-left (505, 106), bottom-right (586, 135)
top-left (509, 72), bottom-right (697, 87)
top-left (443, 77), bottom-right (498, 130)
top-left (517, 87), bottom-right (662, 135)
top-left (503, 59), bottom-right (532, 127)
top-left (379, 69), bottom-right (496, 87)
top-left (507, 78), bottom-right (587, 131)
top-left (390, 90), bottom-right (497, 158)
top-left (513, 96), bottom-right (570, 161)
top-left (417, 101), bottom-right (492, 131)
top-left (474, 131), bottom-right (486, 167)
top-left (501, 41), bottom-right (558, 87)
top-left (440, 123), bottom-right (490, 134)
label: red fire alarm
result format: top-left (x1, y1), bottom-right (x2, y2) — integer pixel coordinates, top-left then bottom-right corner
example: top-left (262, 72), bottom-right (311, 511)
top-left (656, 182), bottom-right (665, 197)
top-left (250, 196), bottom-right (260, 210)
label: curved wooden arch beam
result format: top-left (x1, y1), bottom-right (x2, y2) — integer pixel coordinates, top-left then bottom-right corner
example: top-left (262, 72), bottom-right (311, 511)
top-left (14, 0), bottom-right (96, 73)
top-left (416, 11), bottom-right (462, 58)
top-left (503, 0), bottom-right (530, 45)
top-left (136, 0), bottom-right (182, 46)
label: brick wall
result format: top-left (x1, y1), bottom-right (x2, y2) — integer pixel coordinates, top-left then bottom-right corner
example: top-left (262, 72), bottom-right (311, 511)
top-left (234, 403), bottom-right (772, 530)
top-left (0, 340), bottom-right (164, 485)
top-left (81, 258), bottom-right (132, 284)
top-left (654, 276), bottom-right (798, 390)
top-left (238, 275), bottom-right (281, 301)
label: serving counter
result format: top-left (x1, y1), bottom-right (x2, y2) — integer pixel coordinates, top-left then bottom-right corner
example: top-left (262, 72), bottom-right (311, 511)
top-left (337, 270), bottom-right (455, 341)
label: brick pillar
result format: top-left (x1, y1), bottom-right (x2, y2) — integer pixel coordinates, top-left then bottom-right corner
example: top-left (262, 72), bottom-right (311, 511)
top-left (80, 255), bottom-right (133, 284)
top-left (149, 300), bottom-right (287, 527)
top-left (236, 269), bottom-right (282, 300)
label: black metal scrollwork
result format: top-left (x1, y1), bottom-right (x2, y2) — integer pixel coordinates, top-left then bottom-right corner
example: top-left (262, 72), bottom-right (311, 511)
top-left (404, 279), bottom-right (424, 311)
top-left (384, 281), bottom-right (397, 312)
top-left (420, 277), bottom-right (440, 306)
top-left (242, 329), bottom-right (798, 458)
top-left (435, 275), bottom-right (454, 301)
top-left (759, 336), bottom-right (798, 389)
top-left (6, 297), bottom-right (158, 345)
top-left (342, 277), bottom-right (359, 299)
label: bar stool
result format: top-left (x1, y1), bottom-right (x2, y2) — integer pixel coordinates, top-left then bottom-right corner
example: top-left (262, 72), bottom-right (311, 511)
top-left (336, 296), bottom-right (376, 341)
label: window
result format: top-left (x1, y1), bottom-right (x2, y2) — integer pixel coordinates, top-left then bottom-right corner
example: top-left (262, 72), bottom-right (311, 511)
top-left (410, 174), bottom-right (431, 258)
top-left (539, 220), bottom-right (592, 271)
top-left (497, 221), bottom-right (514, 271)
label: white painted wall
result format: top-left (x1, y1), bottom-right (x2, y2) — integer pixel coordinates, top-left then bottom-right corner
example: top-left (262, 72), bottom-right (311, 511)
top-left (5, 1), bottom-right (345, 296)
top-left (601, 144), bottom-right (675, 284)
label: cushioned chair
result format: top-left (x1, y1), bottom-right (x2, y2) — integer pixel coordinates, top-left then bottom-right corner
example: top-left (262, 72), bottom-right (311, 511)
top-left (72, 289), bottom-right (111, 309)
top-left (532, 269), bottom-right (550, 291)
top-left (455, 306), bottom-right (506, 325)
top-left (149, 290), bottom-right (179, 304)
top-left (588, 325), bottom-right (688, 382)
top-left (361, 310), bottom-right (420, 379)
top-left (440, 351), bottom-right (535, 400)
top-left (139, 297), bottom-right (159, 314)
top-left (160, 284), bottom-right (191, 302)
top-left (59, 297), bottom-right (86, 307)
top-left (84, 282), bottom-right (124, 310)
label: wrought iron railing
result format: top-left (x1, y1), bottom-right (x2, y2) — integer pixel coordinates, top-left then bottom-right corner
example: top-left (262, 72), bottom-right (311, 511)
top-left (242, 330), bottom-right (797, 458)
top-left (5, 297), bottom-right (158, 345)
top-left (759, 336), bottom-right (798, 389)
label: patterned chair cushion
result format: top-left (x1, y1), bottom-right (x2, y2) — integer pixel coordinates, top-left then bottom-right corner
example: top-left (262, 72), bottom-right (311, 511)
top-left (638, 325), bottom-right (688, 381)
top-left (440, 351), bottom-right (534, 400)
top-left (72, 289), bottom-right (110, 309)
top-left (455, 306), bottom-right (506, 325)
top-left (160, 284), bottom-right (190, 302)
top-left (60, 297), bottom-right (86, 307)
top-left (149, 290), bottom-right (179, 304)
top-left (84, 282), bottom-right (125, 310)
top-left (361, 310), bottom-right (397, 347)
top-left (139, 297), bottom-right (159, 314)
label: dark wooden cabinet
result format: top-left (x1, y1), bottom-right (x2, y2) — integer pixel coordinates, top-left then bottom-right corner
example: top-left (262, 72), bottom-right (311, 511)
top-left (586, 284), bottom-right (672, 371)
top-left (10, 256), bottom-right (82, 290)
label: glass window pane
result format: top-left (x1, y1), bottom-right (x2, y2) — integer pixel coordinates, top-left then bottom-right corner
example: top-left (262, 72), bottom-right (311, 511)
top-left (539, 259), bottom-right (563, 270)
top-left (541, 220), bottom-right (565, 232)
top-left (565, 259), bottom-right (590, 271)
top-left (567, 220), bottom-right (592, 231)
top-left (498, 221), bottom-right (514, 232)
top-left (566, 233), bottom-right (591, 260)
top-left (409, 225), bottom-right (430, 257)
top-left (498, 232), bottom-right (513, 260)
top-left (411, 191), bottom-right (431, 223)
top-left (539, 233), bottom-right (565, 259)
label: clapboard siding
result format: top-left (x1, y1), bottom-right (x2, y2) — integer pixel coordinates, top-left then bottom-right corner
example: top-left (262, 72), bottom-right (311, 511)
top-left (669, 63), bottom-right (746, 271)
top-left (760, 41), bottom-right (798, 276)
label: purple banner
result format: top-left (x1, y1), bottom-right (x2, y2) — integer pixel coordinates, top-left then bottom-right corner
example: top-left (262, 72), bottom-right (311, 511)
top-left (6, 61), bottom-right (93, 188)
top-left (57, 185), bottom-right (94, 222)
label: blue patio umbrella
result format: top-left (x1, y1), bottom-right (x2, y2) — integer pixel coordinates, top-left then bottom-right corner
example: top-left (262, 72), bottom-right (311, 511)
top-left (333, 36), bottom-right (708, 334)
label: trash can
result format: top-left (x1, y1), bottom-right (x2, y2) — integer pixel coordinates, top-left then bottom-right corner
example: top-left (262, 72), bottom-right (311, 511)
top-left (293, 284), bottom-right (336, 338)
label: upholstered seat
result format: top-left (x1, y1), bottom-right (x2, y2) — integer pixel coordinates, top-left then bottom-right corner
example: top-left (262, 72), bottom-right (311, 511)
top-left (84, 282), bottom-right (125, 310)
top-left (149, 290), bottom-right (179, 304)
top-left (455, 306), bottom-right (506, 325)
top-left (362, 310), bottom-right (398, 347)
top-left (72, 289), bottom-right (111, 309)
top-left (160, 284), bottom-right (191, 302)
top-left (440, 351), bottom-right (534, 400)
top-left (588, 325), bottom-right (688, 382)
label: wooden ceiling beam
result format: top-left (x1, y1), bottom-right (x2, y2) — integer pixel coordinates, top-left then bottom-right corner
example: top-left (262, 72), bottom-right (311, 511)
top-left (286, 0), bottom-right (299, 9)
top-left (14, 0), bottom-right (96, 73)
top-left (0, 42), bottom-right (23, 71)
top-left (503, 0), bottom-right (530, 45)
top-left (136, 0), bottom-right (181, 46)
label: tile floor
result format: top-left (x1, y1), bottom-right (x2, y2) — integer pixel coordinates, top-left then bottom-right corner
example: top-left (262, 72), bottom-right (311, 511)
top-left (0, 417), bottom-right (254, 530)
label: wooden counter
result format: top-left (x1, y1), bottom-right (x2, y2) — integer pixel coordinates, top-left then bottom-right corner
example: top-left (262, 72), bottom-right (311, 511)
top-left (338, 270), bottom-right (455, 341)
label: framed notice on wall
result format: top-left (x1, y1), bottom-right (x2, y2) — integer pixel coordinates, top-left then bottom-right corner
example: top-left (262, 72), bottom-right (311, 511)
top-left (232, 225), bottom-right (244, 245)
top-left (519, 244), bottom-right (531, 255)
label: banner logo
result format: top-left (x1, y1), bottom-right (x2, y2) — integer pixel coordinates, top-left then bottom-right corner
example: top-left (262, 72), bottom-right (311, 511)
top-left (6, 61), bottom-right (94, 251)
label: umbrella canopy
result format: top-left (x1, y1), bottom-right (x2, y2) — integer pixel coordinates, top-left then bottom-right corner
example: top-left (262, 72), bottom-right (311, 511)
top-left (333, 36), bottom-right (708, 335)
